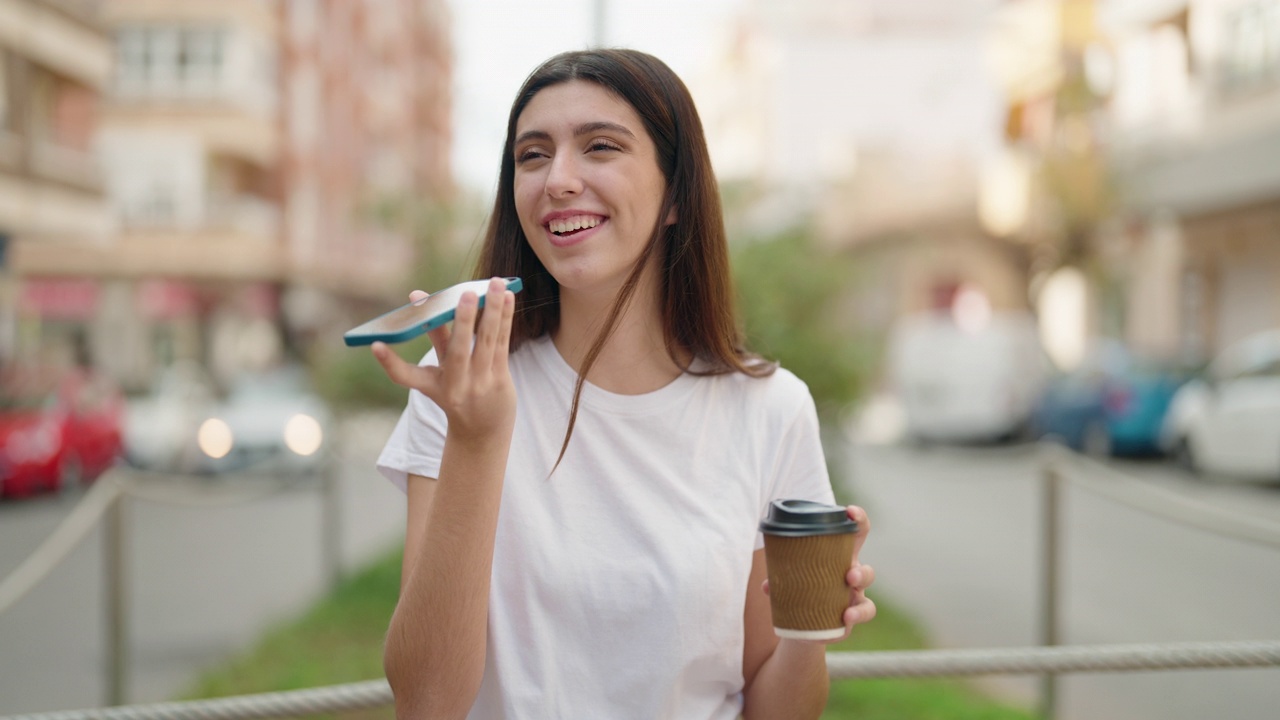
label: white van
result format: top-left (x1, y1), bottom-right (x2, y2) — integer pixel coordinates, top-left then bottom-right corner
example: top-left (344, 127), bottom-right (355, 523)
top-left (887, 310), bottom-right (1049, 443)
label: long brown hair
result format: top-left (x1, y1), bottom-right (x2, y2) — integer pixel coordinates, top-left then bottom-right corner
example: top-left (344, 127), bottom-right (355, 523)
top-left (475, 49), bottom-right (774, 466)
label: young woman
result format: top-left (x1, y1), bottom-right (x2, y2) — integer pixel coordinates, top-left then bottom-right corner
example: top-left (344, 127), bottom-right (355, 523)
top-left (372, 48), bottom-right (876, 719)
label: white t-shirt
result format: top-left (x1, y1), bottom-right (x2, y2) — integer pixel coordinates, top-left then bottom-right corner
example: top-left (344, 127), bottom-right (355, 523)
top-left (377, 335), bottom-right (835, 719)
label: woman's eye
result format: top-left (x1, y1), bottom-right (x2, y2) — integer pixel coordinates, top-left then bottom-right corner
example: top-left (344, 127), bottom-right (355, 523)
top-left (516, 148), bottom-right (547, 163)
top-left (588, 140), bottom-right (622, 153)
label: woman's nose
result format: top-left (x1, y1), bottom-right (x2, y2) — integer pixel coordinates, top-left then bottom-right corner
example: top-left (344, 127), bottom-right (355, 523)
top-left (545, 154), bottom-right (583, 197)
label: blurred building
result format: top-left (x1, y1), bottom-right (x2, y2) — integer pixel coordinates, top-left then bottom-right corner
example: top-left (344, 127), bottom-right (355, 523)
top-left (984, 0), bottom-right (1280, 367)
top-left (697, 0), bottom-right (1021, 338)
top-left (278, 0), bottom-right (453, 363)
top-left (0, 0), bottom-right (113, 368)
top-left (986, 0), bottom-right (1141, 370)
top-left (4, 0), bottom-right (452, 389)
top-left (1104, 0), bottom-right (1280, 361)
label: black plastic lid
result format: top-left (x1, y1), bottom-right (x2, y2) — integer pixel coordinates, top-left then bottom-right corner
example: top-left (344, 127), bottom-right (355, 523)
top-left (759, 499), bottom-right (858, 537)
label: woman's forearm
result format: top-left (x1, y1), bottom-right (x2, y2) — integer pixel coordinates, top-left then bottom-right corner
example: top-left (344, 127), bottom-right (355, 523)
top-left (742, 639), bottom-right (830, 720)
top-left (383, 431), bottom-right (512, 719)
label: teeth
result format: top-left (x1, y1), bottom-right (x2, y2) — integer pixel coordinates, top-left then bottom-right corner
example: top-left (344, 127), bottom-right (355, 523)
top-left (549, 215), bottom-right (601, 234)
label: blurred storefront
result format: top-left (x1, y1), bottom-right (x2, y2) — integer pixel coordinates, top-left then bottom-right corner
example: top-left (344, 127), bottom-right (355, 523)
top-left (3, 0), bottom-right (454, 391)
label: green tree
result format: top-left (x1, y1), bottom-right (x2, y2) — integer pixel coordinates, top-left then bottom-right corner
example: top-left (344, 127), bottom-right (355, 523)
top-left (730, 226), bottom-right (873, 424)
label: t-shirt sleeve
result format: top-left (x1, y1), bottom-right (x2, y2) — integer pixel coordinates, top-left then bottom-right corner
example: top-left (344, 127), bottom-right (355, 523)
top-left (756, 377), bottom-right (835, 550)
top-left (375, 348), bottom-right (448, 493)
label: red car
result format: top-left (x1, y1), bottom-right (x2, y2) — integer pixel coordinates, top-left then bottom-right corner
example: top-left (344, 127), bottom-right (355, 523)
top-left (0, 367), bottom-right (124, 498)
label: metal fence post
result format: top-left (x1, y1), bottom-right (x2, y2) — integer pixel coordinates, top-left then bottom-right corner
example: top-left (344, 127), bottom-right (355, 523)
top-left (104, 488), bottom-right (128, 706)
top-left (322, 440), bottom-right (343, 590)
top-left (1039, 459), bottom-right (1062, 720)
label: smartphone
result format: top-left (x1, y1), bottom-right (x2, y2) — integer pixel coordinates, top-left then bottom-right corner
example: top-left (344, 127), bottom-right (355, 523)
top-left (343, 277), bottom-right (523, 347)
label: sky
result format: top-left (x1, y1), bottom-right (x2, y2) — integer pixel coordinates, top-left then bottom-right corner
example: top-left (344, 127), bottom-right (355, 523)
top-left (449, 0), bottom-right (744, 195)
top-left (446, 0), bottom-right (1020, 204)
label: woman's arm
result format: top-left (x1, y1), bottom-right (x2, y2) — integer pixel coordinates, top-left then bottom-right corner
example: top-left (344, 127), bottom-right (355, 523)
top-left (741, 548), bottom-right (829, 719)
top-left (385, 437), bottom-right (510, 718)
top-left (376, 280), bottom-right (517, 720)
top-left (741, 506), bottom-right (877, 720)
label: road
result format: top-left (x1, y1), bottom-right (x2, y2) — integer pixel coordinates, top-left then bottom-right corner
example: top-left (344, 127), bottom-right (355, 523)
top-left (0, 411), bottom-right (406, 715)
top-left (842, 439), bottom-right (1280, 720)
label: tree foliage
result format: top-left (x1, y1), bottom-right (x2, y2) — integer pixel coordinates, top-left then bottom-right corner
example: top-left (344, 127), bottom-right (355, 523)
top-left (730, 226), bottom-right (873, 423)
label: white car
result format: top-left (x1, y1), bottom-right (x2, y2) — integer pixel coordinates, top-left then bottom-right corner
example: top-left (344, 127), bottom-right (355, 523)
top-left (1161, 329), bottom-right (1280, 482)
top-left (125, 363), bottom-right (331, 477)
top-left (887, 310), bottom-right (1050, 443)
top-left (194, 365), bottom-right (332, 476)
top-left (123, 361), bottom-right (219, 474)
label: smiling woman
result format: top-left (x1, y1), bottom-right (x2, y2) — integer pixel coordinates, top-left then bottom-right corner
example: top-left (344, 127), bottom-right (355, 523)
top-left (370, 49), bottom-right (876, 720)
top-left (512, 81), bottom-right (670, 300)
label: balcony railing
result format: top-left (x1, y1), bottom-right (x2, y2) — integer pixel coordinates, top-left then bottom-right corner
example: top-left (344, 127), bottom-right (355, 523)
top-left (29, 141), bottom-right (103, 193)
top-left (122, 195), bottom-right (281, 239)
top-left (205, 196), bottom-right (281, 237)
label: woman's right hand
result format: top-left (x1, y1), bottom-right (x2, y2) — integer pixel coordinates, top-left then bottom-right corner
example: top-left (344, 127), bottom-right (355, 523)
top-left (371, 276), bottom-right (517, 441)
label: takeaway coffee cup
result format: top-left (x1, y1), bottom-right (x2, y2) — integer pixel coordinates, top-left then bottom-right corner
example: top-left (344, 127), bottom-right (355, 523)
top-left (759, 499), bottom-right (858, 640)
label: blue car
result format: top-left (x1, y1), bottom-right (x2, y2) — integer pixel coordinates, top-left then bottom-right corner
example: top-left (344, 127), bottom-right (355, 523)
top-left (1033, 342), bottom-right (1191, 457)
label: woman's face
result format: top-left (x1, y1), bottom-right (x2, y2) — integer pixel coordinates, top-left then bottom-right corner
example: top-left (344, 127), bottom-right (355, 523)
top-left (512, 80), bottom-right (669, 298)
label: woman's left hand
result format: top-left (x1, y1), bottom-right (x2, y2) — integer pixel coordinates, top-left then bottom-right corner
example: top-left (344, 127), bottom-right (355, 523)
top-left (837, 504), bottom-right (876, 639)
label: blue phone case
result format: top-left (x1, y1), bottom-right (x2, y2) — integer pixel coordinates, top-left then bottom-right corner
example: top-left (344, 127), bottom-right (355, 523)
top-left (343, 277), bottom-right (523, 346)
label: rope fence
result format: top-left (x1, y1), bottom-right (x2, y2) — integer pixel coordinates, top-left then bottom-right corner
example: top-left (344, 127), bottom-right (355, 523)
top-left (115, 468), bottom-right (321, 509)
top-left (0, 476), bottom-right (124, 617)
top-left (2, 640), bottom-right (1278, 720)
top-left (0, 467), bottom-right (323, 619)
top-left (0, 680), bottom-right (393, 720)
top-left (826, 639), bottom-right (1280, 678)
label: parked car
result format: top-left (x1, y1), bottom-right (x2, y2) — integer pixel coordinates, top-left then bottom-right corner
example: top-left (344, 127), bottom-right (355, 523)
top-left (1161, 329), bottom-right (1280, 482)
top-left (126, 363), bottom-right (331, 477)
top-left (123, 361), bottom-right (220, 474)
top-left (1033, 340), bottom-right (1191, 457)
top-left (888, 310), bottom-right (1050, 443)
top-left (195, 364), bottom-right (332, 475)
top-left (0, 367), bottom-right (124, 498)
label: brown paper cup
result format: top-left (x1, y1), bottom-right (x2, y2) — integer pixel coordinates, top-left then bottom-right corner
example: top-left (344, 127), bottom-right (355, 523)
top-left (759, 499), bottom-right (858, 640)
top-left (762, 531), bottom-right (855, 640)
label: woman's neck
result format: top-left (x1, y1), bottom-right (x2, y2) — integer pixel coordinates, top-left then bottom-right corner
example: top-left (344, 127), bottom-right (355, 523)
top-left (552, 273), bottom-right (688, 395)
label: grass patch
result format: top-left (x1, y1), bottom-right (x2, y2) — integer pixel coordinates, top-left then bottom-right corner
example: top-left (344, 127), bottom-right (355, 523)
top-left (183, 547), bottom-right (1037, 720)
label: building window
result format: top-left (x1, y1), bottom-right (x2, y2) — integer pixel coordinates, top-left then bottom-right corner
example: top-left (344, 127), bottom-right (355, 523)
top-left (182, 28), bottom-right (224, 91)
top-left (125, 182), bottom-right (178, 226)
top-left (115, 26), bottom-right (228, 98)
top-left (1220, 0), bottom-right (1280, 92)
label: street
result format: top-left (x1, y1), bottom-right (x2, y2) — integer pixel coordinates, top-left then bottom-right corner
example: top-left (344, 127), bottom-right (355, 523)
top-left (843, 439), bottom-right (1280, 720)
top-left (0, 412), bottom-right (406, 715)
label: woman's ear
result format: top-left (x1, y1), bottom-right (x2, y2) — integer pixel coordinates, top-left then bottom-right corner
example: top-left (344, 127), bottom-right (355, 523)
top-left (665, 204), bottom-right (678, 226)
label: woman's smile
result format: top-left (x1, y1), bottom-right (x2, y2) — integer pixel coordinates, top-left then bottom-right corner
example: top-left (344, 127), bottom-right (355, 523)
top-left (541, 211), bottom-right (609, 247)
